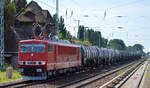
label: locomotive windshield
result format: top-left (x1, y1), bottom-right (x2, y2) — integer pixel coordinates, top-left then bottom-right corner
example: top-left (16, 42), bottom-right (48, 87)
top-left (20, 44), bottom-right (45, 52)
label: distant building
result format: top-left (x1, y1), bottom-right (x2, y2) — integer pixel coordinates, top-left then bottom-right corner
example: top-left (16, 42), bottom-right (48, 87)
top-left (4, 1), bottom-right (56, 68)
top-left (5, 1), bottom-right (55, 53)
top-left (15, 1), bottom-right (55, 40)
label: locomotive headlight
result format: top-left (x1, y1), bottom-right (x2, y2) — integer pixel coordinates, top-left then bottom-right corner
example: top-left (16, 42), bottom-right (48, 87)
top-left (41, 61), bottom-right (46, 65)
top-left (39, 61), bottom-right (46, 65)
top-left (18, 61), bottom-right (24, 65)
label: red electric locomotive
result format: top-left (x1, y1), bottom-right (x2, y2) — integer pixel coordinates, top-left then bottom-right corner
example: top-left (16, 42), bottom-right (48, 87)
top-left (18, 39), bottom-right (81, 80)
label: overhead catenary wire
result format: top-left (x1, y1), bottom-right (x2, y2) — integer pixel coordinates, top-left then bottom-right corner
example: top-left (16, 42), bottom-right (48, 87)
top-left (31, 0), bottom-right (147, 39)
top-left (32, 0), bottom-right (146, 20)
top-left (32, 0), bottom-right (66, 14)
top-left (35, 0), bottom-right (55, 9)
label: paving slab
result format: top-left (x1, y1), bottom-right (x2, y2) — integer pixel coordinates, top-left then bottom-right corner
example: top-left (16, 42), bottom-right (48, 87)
top-left (121, 60), bottom-right (148, 88)
top-left (140, 60), bottom-right (150, 88)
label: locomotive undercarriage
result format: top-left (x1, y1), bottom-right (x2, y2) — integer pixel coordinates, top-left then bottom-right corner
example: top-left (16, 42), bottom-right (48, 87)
top-left (19, 67), bottom-right (48, 80)
top-left (20, 66), bottom-right (81, 80)
top-left (47, 67), bottom-right (81, 77)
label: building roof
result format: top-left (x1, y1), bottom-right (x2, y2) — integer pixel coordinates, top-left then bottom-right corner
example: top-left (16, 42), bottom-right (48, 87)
top-left (42, 10), bottom-right (54, 23)
top-left (16, 1), bottom-right (54, 24)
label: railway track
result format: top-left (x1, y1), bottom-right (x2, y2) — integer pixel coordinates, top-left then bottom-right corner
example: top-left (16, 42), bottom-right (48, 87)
top-left (0, 59), bottom-right (144, 88)
top-left (0, 80), bottom-right (28, 88)
top-left (56, 59), bottom-right (145, 88)
top-left (115, 59), bottom-right (149, 88)
top-left (100, 59), bottom-right (148, 88)
top-left (0, 74), bottom-right (72, 88)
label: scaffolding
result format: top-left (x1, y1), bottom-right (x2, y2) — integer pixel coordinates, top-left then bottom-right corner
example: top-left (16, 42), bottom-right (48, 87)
top-left (0, 2), bottom-right (4, 69)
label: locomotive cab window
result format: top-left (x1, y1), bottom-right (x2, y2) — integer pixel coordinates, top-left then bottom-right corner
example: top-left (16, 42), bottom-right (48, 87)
top-left (20, 44), bottom-right (45, 52)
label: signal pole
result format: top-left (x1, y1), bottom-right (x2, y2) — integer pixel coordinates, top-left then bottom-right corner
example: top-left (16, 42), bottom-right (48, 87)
top-left (56, 0), bottom-right (59, 34)
top-left (74, 20), bottom-right (80, 39)
top-left (0, 1), bottom-right (4, 69)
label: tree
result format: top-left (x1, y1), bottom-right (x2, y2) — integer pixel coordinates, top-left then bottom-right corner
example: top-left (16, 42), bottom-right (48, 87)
top-left (77, 25), bottom-right (85, 41)
top-left (59, 16), bottom-right (67, 38)
top-left (13, 0), bottom-right (27, 13)
top-left (91, 31), bottom-right (101, 46)
top-left (3, 0), bottom-right (16, 30)
top-left (52, 15), bottom-right (72, 40)
top-left (101, 37), bottom-right (108, 48)
top-left (66, 31), bottom-right (72, 40)
top-left (126, 44), bottom-right (145, 54)
top-left (77, 26), bottom-right (103, 47)
top-left (133, 44), bottom-right (144, 53)
top-left (52, 14), bottom-right (57, 24)
top-left (126, 46), bottom-right (135, 52)
top-left (87, 29), bottom-right (94, 43)
top-left (73, 40), bottom-right (92, 45)
top-left (107, 39), bottom-right (126, 50)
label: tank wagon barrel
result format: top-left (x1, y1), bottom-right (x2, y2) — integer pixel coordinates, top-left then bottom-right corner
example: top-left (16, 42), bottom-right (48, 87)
top-left (80, 45), bottom-right (142, 67)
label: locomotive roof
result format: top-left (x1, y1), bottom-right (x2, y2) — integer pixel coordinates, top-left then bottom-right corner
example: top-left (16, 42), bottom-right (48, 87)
top-left (47, 41), bottom-right (81, 48)
top-left (19, 39), bottom-right (48, 43)
top-left (19, 39), bottom-right (81, 48)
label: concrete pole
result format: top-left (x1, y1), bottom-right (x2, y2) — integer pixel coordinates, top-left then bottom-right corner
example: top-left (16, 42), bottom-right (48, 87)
top-left (74, 20), bottom-right (80, 39)
top-left (56, 0), bottom-right (59, 34)
top-left (0, 2), bottom-right (4, 69)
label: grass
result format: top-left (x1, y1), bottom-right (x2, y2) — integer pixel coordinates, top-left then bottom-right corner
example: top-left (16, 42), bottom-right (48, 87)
top-left (0, 64), bottom-right (21, 82)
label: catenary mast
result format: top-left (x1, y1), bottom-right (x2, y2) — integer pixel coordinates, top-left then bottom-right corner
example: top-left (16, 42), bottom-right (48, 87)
top-left (0, 1), bottom-right (4, 69)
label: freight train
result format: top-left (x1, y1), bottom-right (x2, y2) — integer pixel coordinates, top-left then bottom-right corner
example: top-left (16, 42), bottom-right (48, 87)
top-left (18, 39), bottom-right (141, 80)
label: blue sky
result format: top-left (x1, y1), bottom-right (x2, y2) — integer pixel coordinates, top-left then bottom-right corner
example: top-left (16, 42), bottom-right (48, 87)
top-left (27, 0), bottom-right (150, 52)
